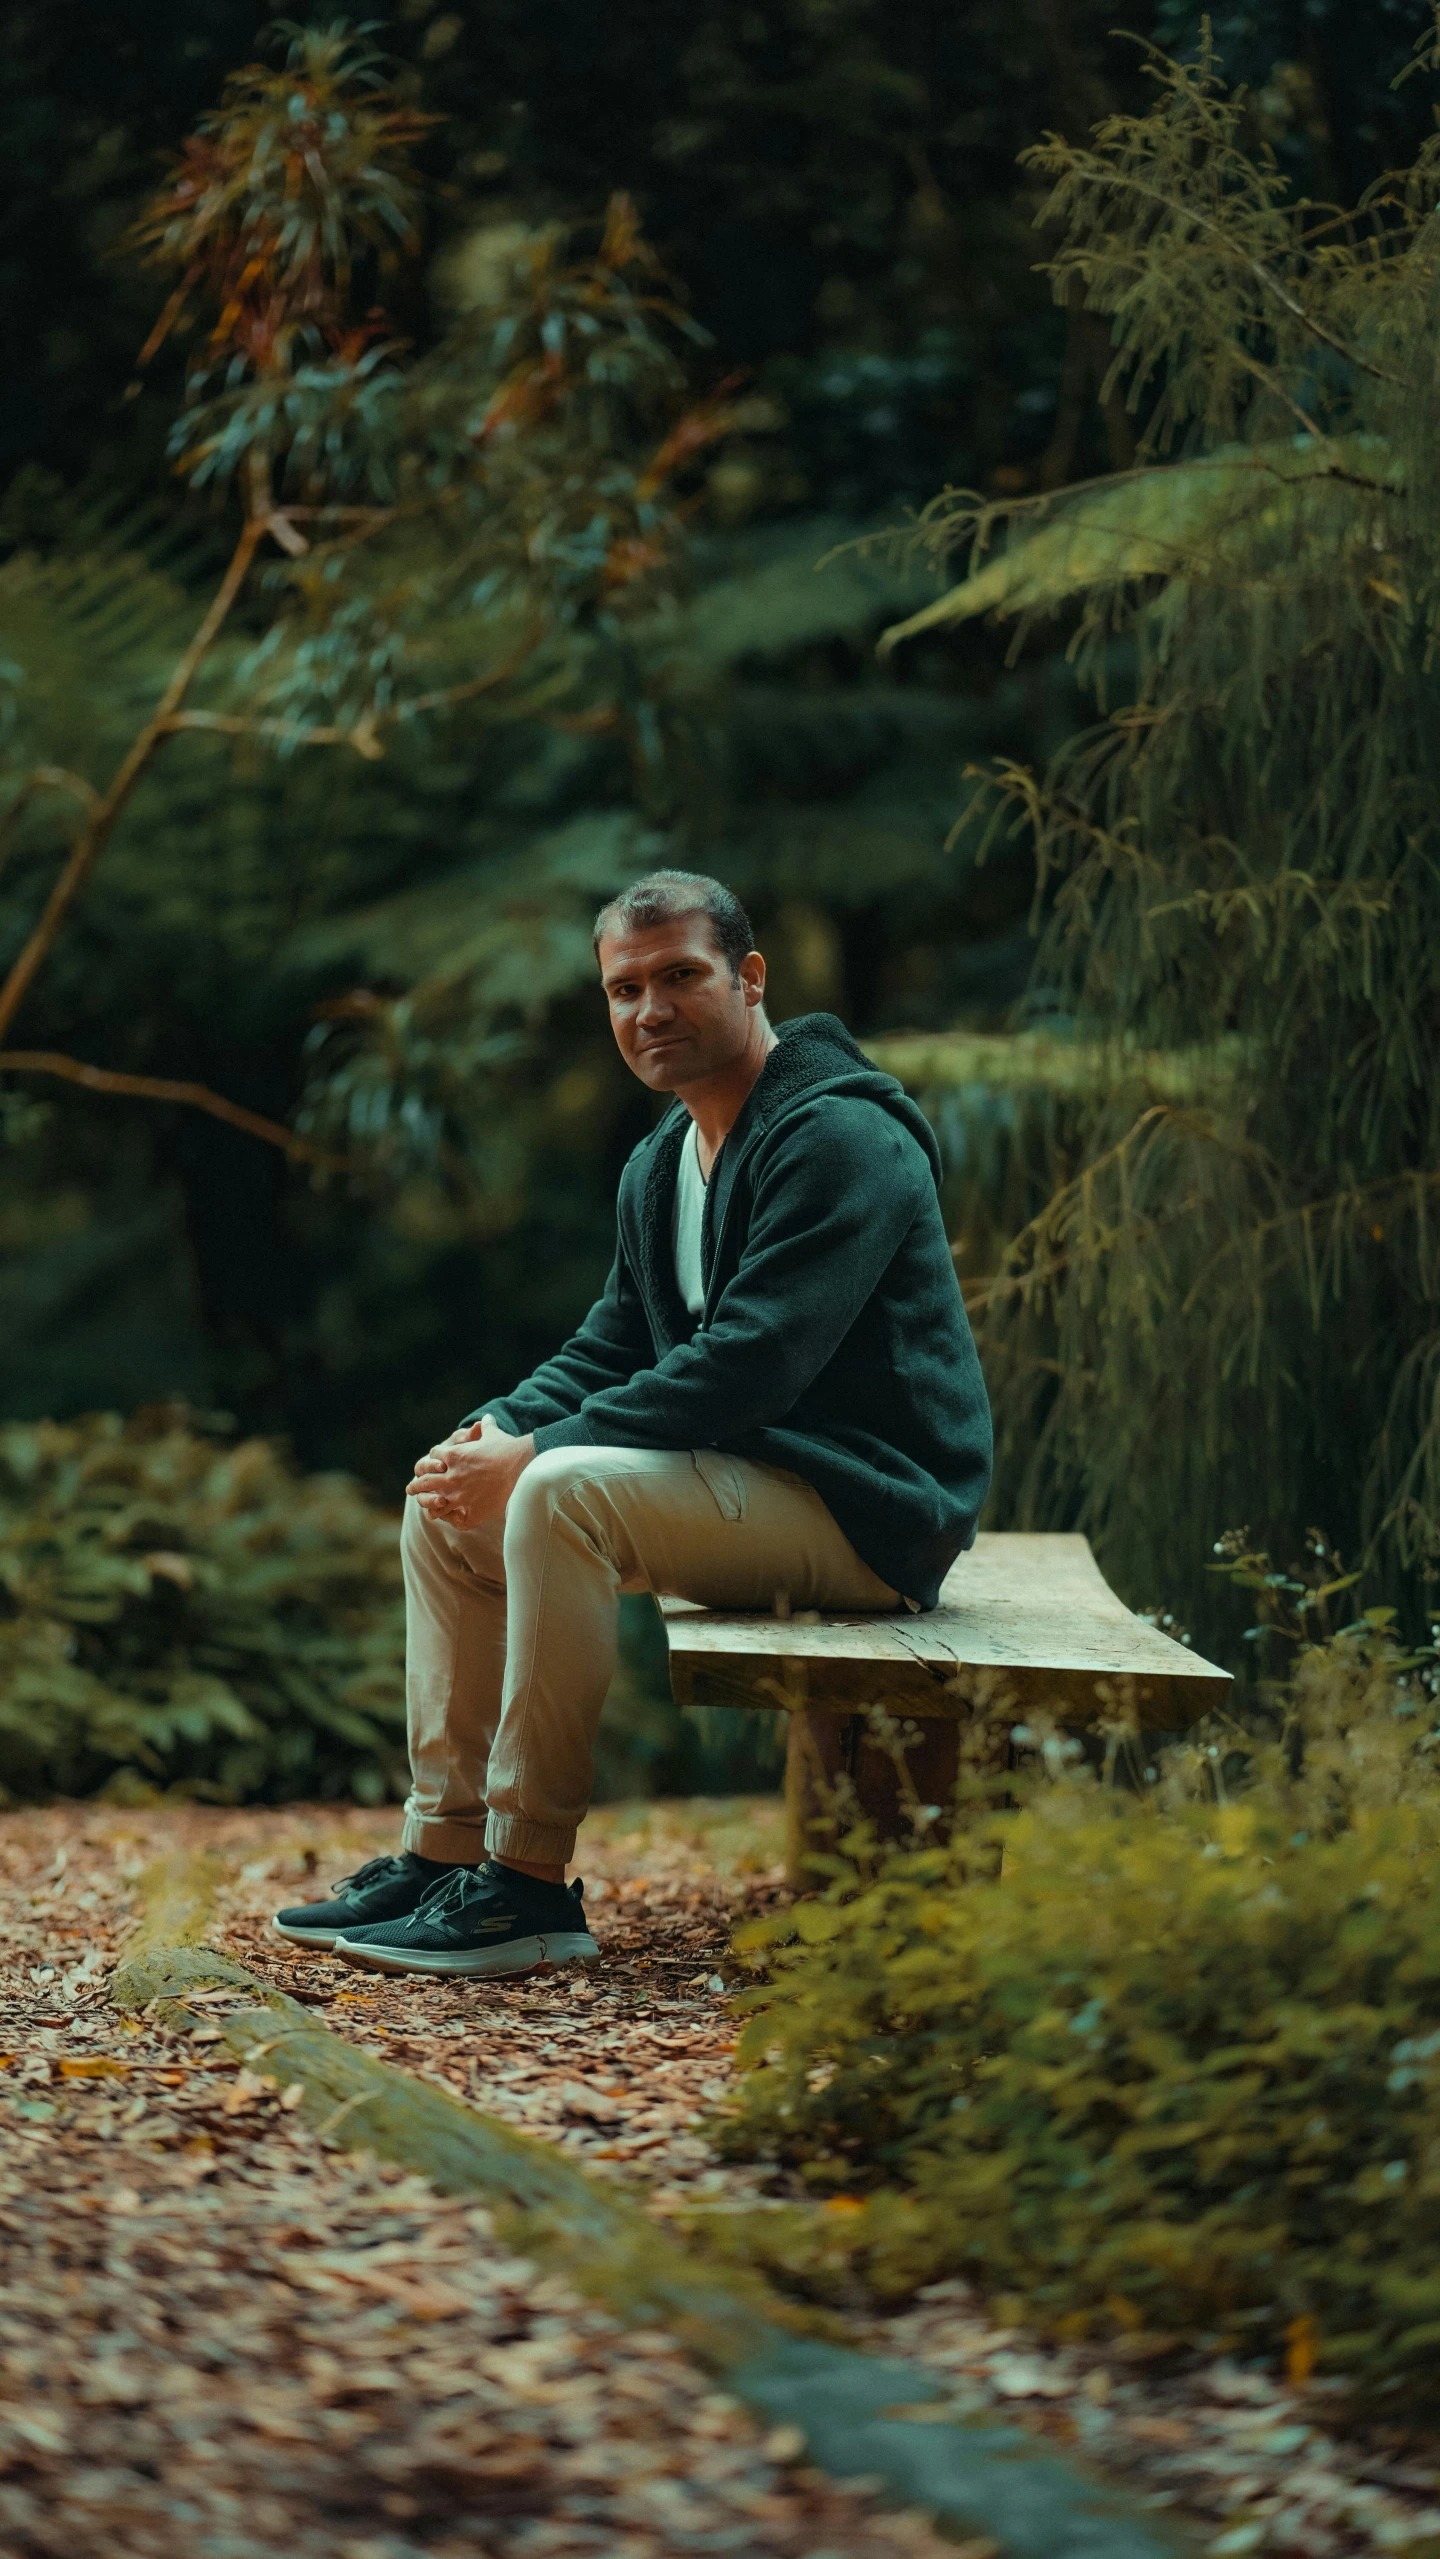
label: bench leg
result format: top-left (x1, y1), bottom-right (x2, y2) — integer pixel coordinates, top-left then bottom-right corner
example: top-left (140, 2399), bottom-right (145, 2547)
top-left (784, 1711), bottom-right (964, 1887)
top-left (783, 1708), bottom-right (851, 1886)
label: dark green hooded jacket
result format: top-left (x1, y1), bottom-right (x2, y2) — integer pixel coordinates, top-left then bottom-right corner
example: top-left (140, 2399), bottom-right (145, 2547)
top-left (477, 1012), bottom-right (993, 1607)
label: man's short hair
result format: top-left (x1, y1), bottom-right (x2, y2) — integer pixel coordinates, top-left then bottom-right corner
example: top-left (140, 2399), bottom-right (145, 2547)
top-left (593, 869), bottom-right (756, 982)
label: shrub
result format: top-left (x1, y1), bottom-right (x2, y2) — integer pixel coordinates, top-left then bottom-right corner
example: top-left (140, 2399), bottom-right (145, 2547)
top-left (711, 1604), bottom-right (1440, 2404)
top-left (0, 1408), bottom-right (407, 1804)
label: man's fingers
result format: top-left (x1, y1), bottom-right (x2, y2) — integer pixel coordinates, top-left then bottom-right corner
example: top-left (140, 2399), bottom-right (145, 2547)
top-left (437, 1421), bottom-right (485, 1450)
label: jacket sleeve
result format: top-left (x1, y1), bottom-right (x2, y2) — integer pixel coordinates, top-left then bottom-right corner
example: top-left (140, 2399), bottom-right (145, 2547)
top-left (464, 1242), bottom-right (652, 1437)
top-left (531, 1099), bottom-right (922, 1455)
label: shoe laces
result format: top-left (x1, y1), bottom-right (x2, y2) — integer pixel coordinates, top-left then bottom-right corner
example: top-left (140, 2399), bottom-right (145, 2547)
top-left (418, 1866), bottom-right (495, 1921)
top-left (333, 1854), bottom-right (410, 1896)
top-left (418, 1865), bottom-right (580, 1921)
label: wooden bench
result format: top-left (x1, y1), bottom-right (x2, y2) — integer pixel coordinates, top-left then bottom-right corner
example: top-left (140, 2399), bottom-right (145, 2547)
top-left (660, 1531), bottom-right (1231, 1881)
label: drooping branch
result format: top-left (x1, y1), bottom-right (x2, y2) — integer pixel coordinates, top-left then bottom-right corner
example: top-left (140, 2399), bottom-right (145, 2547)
top-left (0, 766), bottom-right (102, 887)
top-left (1044, 166), bottom-right (1408, 390)
top-left (0, 1049), bottom-right (348, 1171)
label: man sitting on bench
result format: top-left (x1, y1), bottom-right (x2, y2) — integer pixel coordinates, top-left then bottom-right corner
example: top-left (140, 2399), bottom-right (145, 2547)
top-left (274, 870), bottom-right (993, 1975)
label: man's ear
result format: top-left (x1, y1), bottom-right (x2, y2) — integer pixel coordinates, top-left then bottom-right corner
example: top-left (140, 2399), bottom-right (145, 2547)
top-left (740, 949), bottom-right (766, 1006)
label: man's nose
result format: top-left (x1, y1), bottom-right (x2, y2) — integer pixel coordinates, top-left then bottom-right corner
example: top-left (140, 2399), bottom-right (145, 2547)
top-left (636, 981), bottom-right (675, 1027)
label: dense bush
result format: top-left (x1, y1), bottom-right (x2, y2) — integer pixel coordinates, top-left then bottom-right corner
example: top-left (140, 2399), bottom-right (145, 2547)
top-left (711, 1605), bottom-right (1440, 2405)
top-left (0, 1408), bottom-right (407, 1804)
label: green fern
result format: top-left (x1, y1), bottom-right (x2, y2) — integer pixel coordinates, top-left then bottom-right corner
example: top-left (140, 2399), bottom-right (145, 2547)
top-left (0, 1408), bottom-right (406, 1804)
top-left (877, 435), bottom-right (1400, 653)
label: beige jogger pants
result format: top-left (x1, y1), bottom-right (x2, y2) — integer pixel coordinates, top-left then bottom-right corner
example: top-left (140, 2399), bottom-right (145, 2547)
top-left (399, 1443), bottom-right (898, 1866)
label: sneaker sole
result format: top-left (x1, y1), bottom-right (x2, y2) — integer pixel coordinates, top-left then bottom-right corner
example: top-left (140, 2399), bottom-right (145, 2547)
top-left (272, 1917), bottom-right (353, 1948)
top-left (335, 1929), bottom-right (601, 1979)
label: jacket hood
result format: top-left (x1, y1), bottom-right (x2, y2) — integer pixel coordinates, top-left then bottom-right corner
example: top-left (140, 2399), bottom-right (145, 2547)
top-left (624, 1012), bottom-right (943, 1337)
top-left (728, 1011), bottom-right (943, 1186)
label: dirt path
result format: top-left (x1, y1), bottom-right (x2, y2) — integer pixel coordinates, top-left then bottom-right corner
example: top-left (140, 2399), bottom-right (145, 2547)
top-left (5, 1799), bottom-right (1440, 2558)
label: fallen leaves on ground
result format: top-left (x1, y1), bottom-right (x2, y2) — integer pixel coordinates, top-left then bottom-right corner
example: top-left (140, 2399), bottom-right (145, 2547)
top-left (6, 1800), bottom-right (1440, 2556)
top-left (0, 1803), bottom-right (946, 2559)
top-left (220, 1801), bottom-right (787, 2210)
top-left (853, 2287), bottom-right (1440, 2558)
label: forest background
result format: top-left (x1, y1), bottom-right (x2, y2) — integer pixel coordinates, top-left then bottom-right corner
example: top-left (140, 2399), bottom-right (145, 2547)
top-left (2, 0), bottom-right (1435, 1802)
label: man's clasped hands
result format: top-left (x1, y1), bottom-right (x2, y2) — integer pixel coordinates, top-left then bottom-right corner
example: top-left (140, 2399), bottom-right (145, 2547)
top-left (406, 1415), bottom-right (536, 1531)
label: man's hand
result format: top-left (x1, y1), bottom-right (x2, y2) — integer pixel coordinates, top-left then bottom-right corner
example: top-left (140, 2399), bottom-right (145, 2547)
top-left (406, 1415), bottom-right (535, 1530)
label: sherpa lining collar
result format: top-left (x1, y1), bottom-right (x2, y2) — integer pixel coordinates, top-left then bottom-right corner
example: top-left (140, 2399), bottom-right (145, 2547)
top-left (738, 1011), bottom-right (879, 1133)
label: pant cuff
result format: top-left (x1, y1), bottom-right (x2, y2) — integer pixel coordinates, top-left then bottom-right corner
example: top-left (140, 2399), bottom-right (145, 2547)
top-left (401, 1811), bottom-right (490, 1864)
top-left (486, 1813), bottom-right (579, 1866)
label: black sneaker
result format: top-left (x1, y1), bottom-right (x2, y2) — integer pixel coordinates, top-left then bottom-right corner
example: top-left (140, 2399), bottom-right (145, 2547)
top-left (336, 1860), bottom-right (599, 1979)
top-left (272, 1852), bottom-right (467, 1948)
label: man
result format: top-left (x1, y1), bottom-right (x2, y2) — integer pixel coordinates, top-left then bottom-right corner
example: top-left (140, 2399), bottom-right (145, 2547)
top-left (274, 870), bottom-right (992, 1975)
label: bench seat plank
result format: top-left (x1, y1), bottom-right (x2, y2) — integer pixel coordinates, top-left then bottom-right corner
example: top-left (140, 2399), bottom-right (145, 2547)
top-left (660, 1530), bottom-right (1229, 1726)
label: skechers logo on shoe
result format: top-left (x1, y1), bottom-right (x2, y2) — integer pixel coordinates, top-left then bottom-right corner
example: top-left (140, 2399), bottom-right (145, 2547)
top-left (479, 1914), bottom-right (515, 1932)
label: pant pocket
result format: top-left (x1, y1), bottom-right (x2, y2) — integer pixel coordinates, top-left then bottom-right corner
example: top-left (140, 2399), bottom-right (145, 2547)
top-left (692, 1449), bottom-right (748, 1521)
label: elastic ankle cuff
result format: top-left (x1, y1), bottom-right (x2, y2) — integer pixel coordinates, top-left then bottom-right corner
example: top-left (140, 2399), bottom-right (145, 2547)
top-left (402, 1815), bottom-right (490, 1864)
top-left (485, 1814), bottom-right (578, 1865)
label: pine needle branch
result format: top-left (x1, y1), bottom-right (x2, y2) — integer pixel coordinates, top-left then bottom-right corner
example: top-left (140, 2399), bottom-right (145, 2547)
top-left (1052, 167), bottom-right (1408, 390)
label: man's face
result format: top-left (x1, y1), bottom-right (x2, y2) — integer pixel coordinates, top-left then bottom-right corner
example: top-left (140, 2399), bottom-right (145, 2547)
top-left (598, 912), bottom-right (765, 1092)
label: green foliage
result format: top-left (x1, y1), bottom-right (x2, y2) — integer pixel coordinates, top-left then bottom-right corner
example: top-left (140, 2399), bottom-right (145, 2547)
top-left (877, 436), bottom-right (1402, 652)
top-left (0, 6), bottom-right (1072, 1486)
top-left (0, 1407), bottom-right (407, 1805)
top-left (0, 493), bottom-right (217, 819)
top-left (708, 1609), bottom-right (1440, 2402)
top-left (869, 25), bottom-right (1440, 1641)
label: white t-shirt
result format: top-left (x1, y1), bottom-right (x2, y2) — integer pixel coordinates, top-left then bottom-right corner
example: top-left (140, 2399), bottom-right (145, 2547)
top-left (672, 1118), bottom-right (708, 1317)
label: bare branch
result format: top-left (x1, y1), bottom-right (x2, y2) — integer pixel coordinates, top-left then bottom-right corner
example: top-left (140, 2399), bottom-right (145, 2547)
top-left (397, 618), bottom-right (549, 720)
top-left (5, 765), bottom-right (102, 818)
top-left (161, 616), bottom-right (550, 761)
top-left (276, 503), bottom-right (398, 525)
top-left (160, 709), bottom-right (385, 760)
top-left (0, 766), bottom-right (103, 888)
top-left (264, 512), bottom-right (311, 558)
top-left (0, 1049), bottom-right (348, 1172)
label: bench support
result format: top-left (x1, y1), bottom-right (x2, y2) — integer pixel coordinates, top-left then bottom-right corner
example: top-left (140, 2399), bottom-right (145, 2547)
top-left (784, 1709), bottom-right (969, 1883)
top-left (660, 1531), bottom-right (1231, 1887)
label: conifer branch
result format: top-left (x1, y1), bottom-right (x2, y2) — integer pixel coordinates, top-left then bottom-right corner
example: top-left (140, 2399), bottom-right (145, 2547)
top-left (1051, 171), bottom-right (1407, 389)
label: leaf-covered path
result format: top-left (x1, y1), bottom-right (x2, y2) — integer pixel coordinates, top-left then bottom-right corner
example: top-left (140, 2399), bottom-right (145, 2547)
top-left (218, 1798), bottom-right (789, 2207)
top-left (0, 1799), bottom-right (950, 2559)
top-left (5, 1799), bottom-right (1440, 2558)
